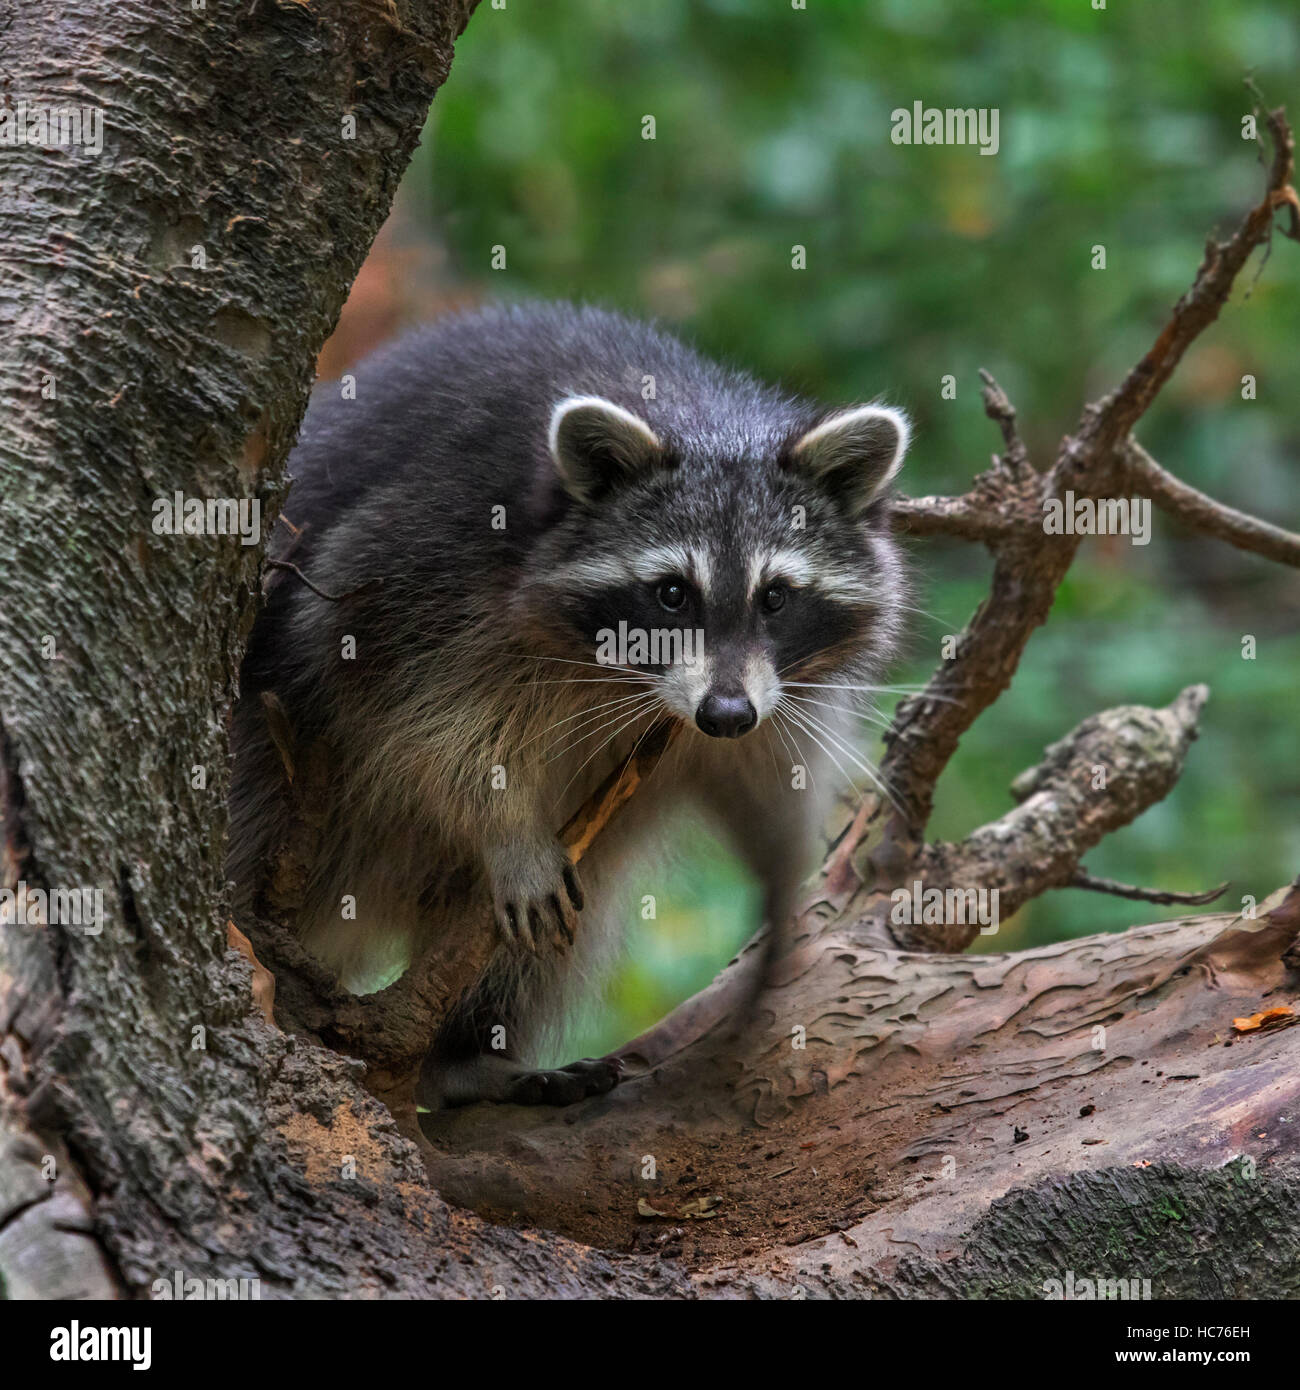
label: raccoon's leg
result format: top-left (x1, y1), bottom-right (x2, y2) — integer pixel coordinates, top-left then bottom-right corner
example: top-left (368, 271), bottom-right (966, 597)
top-left (692, 752), bottom-right (829, 948)
top-left (416, 954), bottom-right (622, 1110)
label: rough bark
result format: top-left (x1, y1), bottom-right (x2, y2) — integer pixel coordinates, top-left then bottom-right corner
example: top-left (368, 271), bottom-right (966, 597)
top-left (2, 5), bottom-right (1298, 1300)
top-left (0, 0), bottom-right (495, 1299)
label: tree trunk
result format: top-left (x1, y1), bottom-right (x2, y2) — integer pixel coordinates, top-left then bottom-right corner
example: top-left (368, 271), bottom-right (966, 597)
top-left (3, 1), bottom-right (1298, 1301)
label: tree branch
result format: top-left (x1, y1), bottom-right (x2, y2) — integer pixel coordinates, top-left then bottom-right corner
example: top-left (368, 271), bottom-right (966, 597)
top-left (1070, 869), bottom-right (1229, 907)
top-left (1121, 438), bottom-right (1300, 568)
top-left (890, 491), bottom-right (1022, 543)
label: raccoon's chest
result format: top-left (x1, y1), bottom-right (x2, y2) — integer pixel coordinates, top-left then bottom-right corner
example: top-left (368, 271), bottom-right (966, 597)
top-left (538, 714), bottom-right (794, 829)
top-left (539, 719), bottom-right (663, 827)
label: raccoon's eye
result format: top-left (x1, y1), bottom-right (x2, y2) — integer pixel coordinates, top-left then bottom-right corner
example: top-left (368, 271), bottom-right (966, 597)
top-left (761, 583), bottom-right (787, 614)
top-left (657, 577), bottom-right (689, 612)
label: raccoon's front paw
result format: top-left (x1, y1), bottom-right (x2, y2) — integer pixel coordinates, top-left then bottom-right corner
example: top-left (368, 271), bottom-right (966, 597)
top-left (486, 839), bottom-right (584, 954)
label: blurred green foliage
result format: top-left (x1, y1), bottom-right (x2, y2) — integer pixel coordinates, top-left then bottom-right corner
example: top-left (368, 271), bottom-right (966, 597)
top-left (410, 0), bottom-right (1299, 1057)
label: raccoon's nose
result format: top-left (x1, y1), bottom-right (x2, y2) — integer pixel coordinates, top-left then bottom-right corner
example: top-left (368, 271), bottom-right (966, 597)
top-left (695, 692), bottom-right (757, 739)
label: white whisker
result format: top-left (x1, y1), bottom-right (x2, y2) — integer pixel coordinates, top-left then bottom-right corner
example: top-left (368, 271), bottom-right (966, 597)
top-left (777, 702), bottom-right (858, 798)
top-left (771, 708), bottom-right (818, 795)
top-left (781, 690), bottom-right (893, 732)
top-left (512, 652), bottom-right (648, 680)
top-left (536, 689), bottom-right (661, 755)
top-left (550, 696), bottom-right (663, 797)
top-left (525, 676), bottom-right (652, 687)
top-left (777, 697), bottom-right (903, 813)
top-left (783, 681), bottom-right (958, 704)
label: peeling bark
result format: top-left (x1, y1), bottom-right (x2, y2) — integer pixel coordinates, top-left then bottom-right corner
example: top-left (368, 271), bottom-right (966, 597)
top-left (426, 883), bottom-right (1300, 1297)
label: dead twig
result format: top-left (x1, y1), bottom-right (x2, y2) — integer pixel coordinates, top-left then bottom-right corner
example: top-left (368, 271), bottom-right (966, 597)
top-left (560, 719), bottom-right (681, 862)
top-left (979, 367), bottom-right (1033, 475)
top-left (1121, 438), bottom-right (1300, 569)
top-left (1071, 871), bottom-right (1230, 908)
top-left (263, 557), bottom-right (383, 603)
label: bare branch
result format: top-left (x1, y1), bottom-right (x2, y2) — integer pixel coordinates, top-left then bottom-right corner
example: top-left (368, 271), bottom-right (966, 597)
top-left (979, 368), bottom-right (1033, 474)
top-left (880, 513), bottom-right (1066, 837)
top-left (1122, 438), bottom-right (1300, 568)
top-left (890, 370), bottom-right (1037, 544)
top-left (890, 492), bottom-right (1020, 542)
top-left (891, 428), bottom-right (1300, 568)
top-left (879, 109), bottom-right (1297, 841)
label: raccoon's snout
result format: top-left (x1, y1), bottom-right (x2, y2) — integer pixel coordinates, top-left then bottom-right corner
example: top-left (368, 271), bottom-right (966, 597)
top-left (695, 691), bottom-right (757, 739)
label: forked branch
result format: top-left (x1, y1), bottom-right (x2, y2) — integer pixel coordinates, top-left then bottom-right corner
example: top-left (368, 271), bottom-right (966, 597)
top-left (880, 105), bottom-right (1298, 861)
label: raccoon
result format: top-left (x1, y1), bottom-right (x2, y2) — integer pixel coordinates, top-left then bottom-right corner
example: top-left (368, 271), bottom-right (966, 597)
top-left (228, 302), bottom-right (910, 1109)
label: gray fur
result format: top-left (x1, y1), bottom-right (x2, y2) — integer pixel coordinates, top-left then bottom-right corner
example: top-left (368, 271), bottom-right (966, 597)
top-left (228, 302), bottom-right (910, 1108)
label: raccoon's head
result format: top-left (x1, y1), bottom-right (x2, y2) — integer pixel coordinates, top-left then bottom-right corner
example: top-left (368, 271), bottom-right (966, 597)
top-left (530, 392), bottom-right (910, 743)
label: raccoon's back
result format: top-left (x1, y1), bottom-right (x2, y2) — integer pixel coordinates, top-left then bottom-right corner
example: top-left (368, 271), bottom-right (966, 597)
top-left (281, 300), bottom-right (786, 564)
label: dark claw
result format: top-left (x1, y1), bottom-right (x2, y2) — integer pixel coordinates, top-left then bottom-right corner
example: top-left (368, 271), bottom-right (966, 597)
top-left (563, 862), bottom-right (584, 911)
top-left (504, 902), bottom-right (538, 954)
top-left (527, 904), bottom-right (547, 953)
top-left (548, 893), bottom-right (574, 946)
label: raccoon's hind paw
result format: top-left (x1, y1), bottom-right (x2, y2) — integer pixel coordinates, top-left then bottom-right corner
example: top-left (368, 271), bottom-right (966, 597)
top-left (503, 1055), bottom-right (622, 1107)
top-left (487, 840), bottom-right (583, 954)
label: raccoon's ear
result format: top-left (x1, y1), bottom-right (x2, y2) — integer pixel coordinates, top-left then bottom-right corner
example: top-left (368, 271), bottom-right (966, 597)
top-left (787, 404), bottom-right (910, 517)
top-left (548, 396), bottom-right (663, 503)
